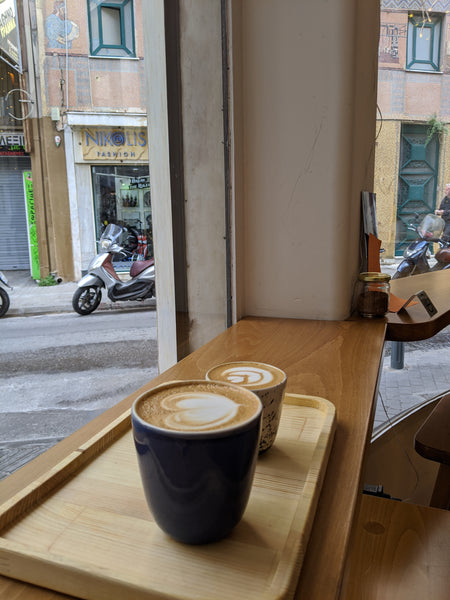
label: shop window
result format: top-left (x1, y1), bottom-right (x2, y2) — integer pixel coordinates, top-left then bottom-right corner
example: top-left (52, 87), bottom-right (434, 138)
top-left (406, 13), bottom-right (441, 72)
top-left (87, 0), bottom-right (135, 57)
top-left (92, 165), bottom-right (152, 269)
top-left (0, 61), bottom-right (23, 129)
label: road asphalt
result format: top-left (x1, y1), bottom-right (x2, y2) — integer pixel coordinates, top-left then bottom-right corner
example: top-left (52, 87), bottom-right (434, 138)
top-left (1, 269), bottom-right (450, 437)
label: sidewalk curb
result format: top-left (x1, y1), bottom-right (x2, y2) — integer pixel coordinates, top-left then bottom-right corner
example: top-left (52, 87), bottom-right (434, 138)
top-left (6, 301), bottom-right (156, 318)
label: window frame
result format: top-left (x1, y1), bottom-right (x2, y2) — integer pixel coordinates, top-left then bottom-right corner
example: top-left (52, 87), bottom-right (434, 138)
top-left (87, 0), bottom-right (136, 58)
top-left (406, 13), bottom-right (442, 72)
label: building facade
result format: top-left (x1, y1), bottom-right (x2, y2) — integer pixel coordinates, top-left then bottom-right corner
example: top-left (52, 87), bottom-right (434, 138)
top-left (0, 0), bottom-right (150, 280)
top-left (376, 0), bottom-right (450, 257)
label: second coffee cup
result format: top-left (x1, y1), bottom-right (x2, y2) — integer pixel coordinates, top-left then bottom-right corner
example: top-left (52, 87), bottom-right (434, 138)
top-left (206, 361), bottom-right (287, 452)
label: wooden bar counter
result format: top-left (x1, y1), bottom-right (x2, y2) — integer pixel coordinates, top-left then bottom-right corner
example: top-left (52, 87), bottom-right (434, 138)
top-left (0, 316), bottom-right (386, 600)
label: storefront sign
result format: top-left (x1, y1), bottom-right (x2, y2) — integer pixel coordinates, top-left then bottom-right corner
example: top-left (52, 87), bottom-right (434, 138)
top-left (0, 132), bottom-right (26, 156)
top-left (0, 0), bottom-right (22, 72)
top-left (23, 171), bottom-right (40, 280)
top-left (81, 127), bottom-right (148, 162)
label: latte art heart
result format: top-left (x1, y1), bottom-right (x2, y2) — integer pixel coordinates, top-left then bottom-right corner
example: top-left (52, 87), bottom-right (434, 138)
top-left (136, 381), bottom-right (261, 433)
top-left (161, 392), bottom-right (239, 431)
top-left (222, 366), bottom-right (274, 387)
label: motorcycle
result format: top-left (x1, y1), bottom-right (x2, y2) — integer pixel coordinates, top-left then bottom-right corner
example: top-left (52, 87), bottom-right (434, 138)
top-left (393, 213), bottom-right (450, 279)
top-left (0, 270), bottom-right (12, 317)
top-left (72, 224), bottom-right (155, 315)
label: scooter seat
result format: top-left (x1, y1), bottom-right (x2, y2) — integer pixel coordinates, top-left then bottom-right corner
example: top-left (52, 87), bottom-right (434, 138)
top-left (130, 258), bottom-right (154, 278)
top-left (435, 247), bottom-right (450, 263)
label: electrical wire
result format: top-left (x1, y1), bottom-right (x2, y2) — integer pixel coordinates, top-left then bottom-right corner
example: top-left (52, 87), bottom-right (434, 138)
top-left (375, 103), bottom-right (383, 141)
top-left (64, 0), bottom-right (69, 111)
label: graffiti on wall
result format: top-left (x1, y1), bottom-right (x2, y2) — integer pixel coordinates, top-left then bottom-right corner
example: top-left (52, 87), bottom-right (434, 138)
top-left (379, 23), bottom-right (407, 63)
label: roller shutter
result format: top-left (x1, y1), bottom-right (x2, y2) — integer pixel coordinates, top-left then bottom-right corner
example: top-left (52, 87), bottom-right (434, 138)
top-left (0, 157), bottom-right (31, 269)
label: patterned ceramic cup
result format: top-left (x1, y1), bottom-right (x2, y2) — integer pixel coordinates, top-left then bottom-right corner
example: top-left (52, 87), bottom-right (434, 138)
top-left (206, 362), bottom-right (287, 452)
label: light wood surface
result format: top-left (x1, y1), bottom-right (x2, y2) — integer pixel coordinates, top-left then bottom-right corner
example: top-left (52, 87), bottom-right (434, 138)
top-left (0, 395), bottom-right (335, 600)
top-left (0, 317), bottom-right (386, 600)
top-left (387, 269), bottom-right (450, 341)
top-left (341, 494), bottom-right (450, 600)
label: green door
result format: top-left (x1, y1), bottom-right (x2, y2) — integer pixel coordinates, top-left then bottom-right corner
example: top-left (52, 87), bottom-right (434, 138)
top-left (396, 124), bottom-right (439, 255)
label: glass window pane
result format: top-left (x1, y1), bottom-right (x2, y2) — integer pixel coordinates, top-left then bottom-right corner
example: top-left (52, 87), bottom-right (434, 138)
top-left (433, 22), bottom-right (441, 64)
top-left (101, 7), bottom-right (122, 46)
top-left (92, 165), bottom-right (153, 270)
top-left (88, 0), bottom-right (135, 57)
top-left (415, 27), bottom-right (432, 60)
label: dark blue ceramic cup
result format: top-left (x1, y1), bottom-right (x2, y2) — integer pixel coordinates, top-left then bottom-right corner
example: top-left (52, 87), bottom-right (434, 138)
top-left (131, 380), bottom-right (262, 544)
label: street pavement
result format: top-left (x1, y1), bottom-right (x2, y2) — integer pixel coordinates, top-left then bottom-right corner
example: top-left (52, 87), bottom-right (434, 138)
top-left (2, 268), bottom-right (450, 439)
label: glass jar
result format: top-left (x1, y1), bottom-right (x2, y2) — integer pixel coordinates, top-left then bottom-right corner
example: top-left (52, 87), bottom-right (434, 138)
top-left (356, 272), bottom-right (391, 318)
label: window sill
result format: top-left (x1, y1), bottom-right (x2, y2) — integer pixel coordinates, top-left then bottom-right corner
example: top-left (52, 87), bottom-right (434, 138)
top-left (405, 69), bottom-right (443, 74)
top-left (89, 55), bottom-right (140, 60)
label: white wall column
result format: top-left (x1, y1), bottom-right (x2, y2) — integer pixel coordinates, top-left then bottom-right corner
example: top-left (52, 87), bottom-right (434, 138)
top-left (142, 0), bottom-right (177, 371)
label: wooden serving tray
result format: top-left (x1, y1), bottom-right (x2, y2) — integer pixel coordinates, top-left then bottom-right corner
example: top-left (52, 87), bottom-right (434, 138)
top-left (0, 393), bottom-right (336, 600)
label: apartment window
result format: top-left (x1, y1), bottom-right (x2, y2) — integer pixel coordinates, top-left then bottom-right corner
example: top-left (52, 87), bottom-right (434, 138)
top-left (406, 13), bottom-right (441, 71)
top-left (88, 0), bottom-right (135, 57)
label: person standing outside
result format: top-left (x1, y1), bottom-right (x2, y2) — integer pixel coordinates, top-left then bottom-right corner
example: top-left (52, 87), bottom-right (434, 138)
top-left (435, 183), bottom-right (450, 241)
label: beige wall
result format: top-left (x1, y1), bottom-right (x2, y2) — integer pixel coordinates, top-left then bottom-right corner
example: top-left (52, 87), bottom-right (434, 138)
top-left (374, 120), bottom-right (400, 257)
top-left (232, 0), bottom-right (379, 320)
top-left (143, 0), bottom-right (380, 364)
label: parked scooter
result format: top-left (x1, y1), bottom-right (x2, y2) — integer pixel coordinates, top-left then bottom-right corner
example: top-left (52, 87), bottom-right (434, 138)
top-left (0, 270), bottom-right (12, 317)
top-left (393, 213), bottom-right (450, 279)
top-left (72, 224), bottom-right (155, 315)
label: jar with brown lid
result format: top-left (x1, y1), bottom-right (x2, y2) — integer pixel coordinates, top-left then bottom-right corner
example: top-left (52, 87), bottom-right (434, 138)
top-left (356, 272), bottom-right (391, 318)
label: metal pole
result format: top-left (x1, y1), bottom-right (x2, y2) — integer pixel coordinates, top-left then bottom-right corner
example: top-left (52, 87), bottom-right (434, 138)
top-left (391, 341), bottom-right (404, 369)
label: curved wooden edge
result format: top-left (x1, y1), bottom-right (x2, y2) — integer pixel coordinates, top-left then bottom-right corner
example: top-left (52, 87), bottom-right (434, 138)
top-left (284, 393), bottom-right (336, 417)
top-left (387, 269), bottom-right (450, 341)
top-left (386, 309), bottom-right (450, 341)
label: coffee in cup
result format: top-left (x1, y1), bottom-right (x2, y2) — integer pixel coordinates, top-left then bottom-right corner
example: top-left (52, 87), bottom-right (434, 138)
top-left (206, 361), bottom-right (287, 452)
top-left (137, 380), bottom-right (259, 432)
top-left (132, 380), bottom-right (262, 544)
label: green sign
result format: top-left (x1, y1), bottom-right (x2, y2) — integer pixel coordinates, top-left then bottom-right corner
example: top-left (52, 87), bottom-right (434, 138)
top-left (23, 171), bottom-right (40, 279)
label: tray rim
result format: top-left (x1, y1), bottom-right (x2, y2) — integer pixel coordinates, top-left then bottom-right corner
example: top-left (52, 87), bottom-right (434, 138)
top-left (0, 393), bottom-right (336, 600)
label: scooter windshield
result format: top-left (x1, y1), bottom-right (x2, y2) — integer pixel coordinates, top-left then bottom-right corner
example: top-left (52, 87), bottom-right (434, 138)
top-left (101, 224), bottom-right (123, 244)
top-left (417, 214), bottom-right (444, 241)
